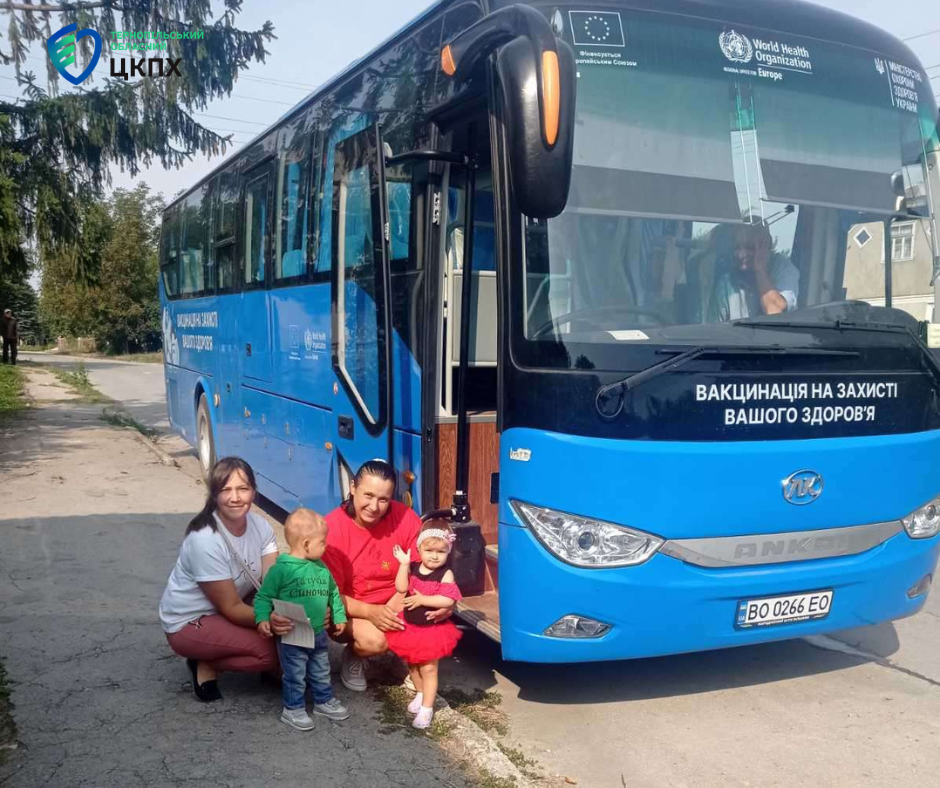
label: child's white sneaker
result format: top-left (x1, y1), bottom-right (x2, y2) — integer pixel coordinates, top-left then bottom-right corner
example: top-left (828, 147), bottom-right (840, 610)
top-left (313, 697), bottom-right (350, 721)
top-left (407, 692), bottom-right (424, 714)
top-left (280, 707), bottom-right (315, 731)
top-left (412, 706), bottom-right (434, 730)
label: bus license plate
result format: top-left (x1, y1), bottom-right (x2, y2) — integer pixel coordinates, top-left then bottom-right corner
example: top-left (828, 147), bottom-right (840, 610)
top-left (736, 590), bottom-right (833, 629)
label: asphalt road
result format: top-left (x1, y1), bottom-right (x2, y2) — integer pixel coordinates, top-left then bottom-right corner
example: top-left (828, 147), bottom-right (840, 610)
top-left (16, 351), bottom-right (940, 787)
top-left (444, 595), bottom-right (940, 788)
top-left (0, 385), bottom-right (467, 788)
top-left (18, 352), bottom-right (170, 433)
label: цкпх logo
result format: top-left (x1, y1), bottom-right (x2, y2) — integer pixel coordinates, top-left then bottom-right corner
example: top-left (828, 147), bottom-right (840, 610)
top-left (46, 23), bottom-right (102, 85)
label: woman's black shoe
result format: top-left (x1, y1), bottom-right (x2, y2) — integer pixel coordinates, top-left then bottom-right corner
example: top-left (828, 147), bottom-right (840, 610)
top-left (259, 670), bottom-right (282, 688)
top-left (186, 659), bottom-right (223, 703)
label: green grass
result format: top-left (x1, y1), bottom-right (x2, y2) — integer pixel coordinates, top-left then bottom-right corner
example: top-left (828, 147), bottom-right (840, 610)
top-left (471, 774), bottom-right (517, 788)
top-left (48, 362), bottom-right (108, 404)
top-left (439, 687), bottom-right (509, 737)
top-left (101, 408), bottom-right (157, 439)
top-left (496, 743), bottom-right (539, 779)
top-left (0, 660), bottom-right (17, 764)
top-left (0, 364), bottom-right (26, 415)
top-left (373, 685), bottom-right (455, 739)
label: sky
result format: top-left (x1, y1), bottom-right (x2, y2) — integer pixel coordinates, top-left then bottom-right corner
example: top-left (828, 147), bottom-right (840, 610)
top-left (1, 0), bottom-right (939, 203)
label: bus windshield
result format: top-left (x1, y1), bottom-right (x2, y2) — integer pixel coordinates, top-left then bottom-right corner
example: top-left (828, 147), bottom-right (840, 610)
top-left (521, 8), bottom-right (940, 363)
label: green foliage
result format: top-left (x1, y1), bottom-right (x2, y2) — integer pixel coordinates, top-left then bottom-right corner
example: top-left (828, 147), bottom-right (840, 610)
top-left (0, 0), bottom-right (274, 281)
top-left (47, 360), bottom-right (108, 402)
top-left (0, 364), bottom-right (26, 415)
top-left (101, 407), bottom-right (156, 438)
top-left (439, 687), bottom-right (509, 736)
top-left (0, 271), bottom-right (45, 344)
top-left (0, 658), bottom-right (16, 764)
top-left (41, 182), bottom-right (163, 354)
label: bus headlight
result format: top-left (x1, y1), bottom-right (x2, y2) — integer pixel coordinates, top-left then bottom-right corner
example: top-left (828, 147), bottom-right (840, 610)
top-left (512, 501), bottom-right (662, 567)
top-left (901, 496), bottom-right (940, 539)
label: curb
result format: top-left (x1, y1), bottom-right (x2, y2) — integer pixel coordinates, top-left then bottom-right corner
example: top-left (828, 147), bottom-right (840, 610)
top-left (434, 699), bottom-right (536, 787)
top-left (131, 431), bottom-right (179, 468)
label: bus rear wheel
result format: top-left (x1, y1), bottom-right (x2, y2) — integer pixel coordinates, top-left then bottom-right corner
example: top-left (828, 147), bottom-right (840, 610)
top-left (196, 394), bottom-right (216, 480)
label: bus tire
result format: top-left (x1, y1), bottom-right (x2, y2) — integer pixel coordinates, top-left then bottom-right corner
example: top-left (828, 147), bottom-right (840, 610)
top-left (196, 394), bottom-right (216, 481)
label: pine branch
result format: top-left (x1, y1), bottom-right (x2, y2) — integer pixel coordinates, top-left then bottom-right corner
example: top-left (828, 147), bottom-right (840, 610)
top-left (3, 2), bottom-right (115, 11)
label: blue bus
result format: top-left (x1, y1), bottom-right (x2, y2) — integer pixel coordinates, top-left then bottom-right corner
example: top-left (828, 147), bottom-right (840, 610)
top-left (160, 0), bottom-right (940, 662)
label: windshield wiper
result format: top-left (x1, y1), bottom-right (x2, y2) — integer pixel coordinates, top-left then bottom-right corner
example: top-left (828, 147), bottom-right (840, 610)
top-left (733, 318), bottom-right (940, 388)
top-left (595, 345), bottom-right (859, 419)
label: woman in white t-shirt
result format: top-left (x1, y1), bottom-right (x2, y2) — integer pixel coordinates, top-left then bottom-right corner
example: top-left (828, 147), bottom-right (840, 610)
top-left (159, 457), bottom-right (293, 702)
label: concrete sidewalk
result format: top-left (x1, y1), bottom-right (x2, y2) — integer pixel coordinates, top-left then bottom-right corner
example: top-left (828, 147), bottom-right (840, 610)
top-left (0, 385), bottom-right (467, 787)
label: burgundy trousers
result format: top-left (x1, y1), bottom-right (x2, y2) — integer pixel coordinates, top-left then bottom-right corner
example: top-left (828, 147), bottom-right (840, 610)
top-left (165, 615), bottom-right (278, 673)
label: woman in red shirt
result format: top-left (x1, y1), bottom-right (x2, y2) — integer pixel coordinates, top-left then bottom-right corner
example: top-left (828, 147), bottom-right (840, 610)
top-left (322, 460), bottom-right (449, 691)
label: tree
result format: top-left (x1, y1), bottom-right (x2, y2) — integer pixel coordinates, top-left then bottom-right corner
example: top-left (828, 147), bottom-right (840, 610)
top-left (41, 183), bottom-right (163, 353)
top-left (93, 183), bottom-right (163, 353)
top-left (0, 0), bottom-right (274, 282)
top-left (0, 271), bottom-right (44, 344)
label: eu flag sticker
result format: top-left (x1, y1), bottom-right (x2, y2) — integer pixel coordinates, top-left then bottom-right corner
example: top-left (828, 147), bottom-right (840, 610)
top-left (569, 11), bottom-right (625, 47)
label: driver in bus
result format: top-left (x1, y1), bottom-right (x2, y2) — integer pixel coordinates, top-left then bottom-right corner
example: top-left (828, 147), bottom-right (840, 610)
top-left (706, 219), bottom-right (800, 322)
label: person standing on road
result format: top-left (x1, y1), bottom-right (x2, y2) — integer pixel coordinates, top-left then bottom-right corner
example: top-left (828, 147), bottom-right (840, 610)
top-left (386, 521), bottom-right (463, 730)
top-left (255, 509), bottom-right (350, 729)
top-left (1, 309), bottom-right (18, 365)
top-left (159, 457), bottom-right (297, 702)
top-left (322, 459), bottom-right (451, 693)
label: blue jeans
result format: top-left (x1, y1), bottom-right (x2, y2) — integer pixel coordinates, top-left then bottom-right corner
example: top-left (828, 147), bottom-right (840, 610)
top-left (277, 631), bottom-right (333, 709)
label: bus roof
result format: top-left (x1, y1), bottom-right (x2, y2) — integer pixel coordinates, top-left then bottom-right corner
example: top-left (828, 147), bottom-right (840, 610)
top-left (167, 0), bottom-right (927, 212)
top-left (506, 0), bottom-right (923, 64)
top-left (165, 0), bottom-right (457, 211)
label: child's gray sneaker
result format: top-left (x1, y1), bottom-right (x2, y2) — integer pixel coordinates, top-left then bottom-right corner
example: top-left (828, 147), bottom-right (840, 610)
top-left (313, 697), bottom-right (349, 721)
top-left (340, 646), bottom-right (367, 692)
top-left (280, 707), bottom-right (315, 731)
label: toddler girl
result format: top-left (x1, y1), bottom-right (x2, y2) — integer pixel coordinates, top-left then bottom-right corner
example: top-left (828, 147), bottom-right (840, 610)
top-left (387, 521), bottom-right (463, 729)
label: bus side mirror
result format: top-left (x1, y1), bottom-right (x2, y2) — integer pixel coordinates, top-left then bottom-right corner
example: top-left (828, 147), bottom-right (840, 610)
top-left (441, 4), bottom-right (576, 218)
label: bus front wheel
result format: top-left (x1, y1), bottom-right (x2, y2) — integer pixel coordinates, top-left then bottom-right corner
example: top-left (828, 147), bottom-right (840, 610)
top-left (196, 394), bottom-right (216, 480)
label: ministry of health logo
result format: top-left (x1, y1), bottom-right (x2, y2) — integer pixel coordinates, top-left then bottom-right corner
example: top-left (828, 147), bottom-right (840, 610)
top-left (46, 23), bottom-right (102, 85)
top-left (719, 29), bottom-right (753, 64)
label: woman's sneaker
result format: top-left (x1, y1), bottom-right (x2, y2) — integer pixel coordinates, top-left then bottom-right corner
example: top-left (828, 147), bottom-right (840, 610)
top-left (340, 646), bottom-right (367, 692)
top-left (280, 707), bottom-right (315, 731)
top-left (413, 706), bottom-right (434, 730)
top-left (313, 697), bottom-right (350, 721)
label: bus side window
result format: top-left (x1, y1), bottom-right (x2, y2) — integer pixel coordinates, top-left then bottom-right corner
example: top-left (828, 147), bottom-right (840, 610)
top-left (332, 128), bottom-right (386, 426)
top-left (243, 173), bottom-right (270, 286)
top-left (179, 187), bottom-right (206, 296)
top-left (214, 170), bottom-right (238, 291)
top-left (161, 206), bottom-right (180, 299)
top-left (275, 123), bottom-right (314, 282)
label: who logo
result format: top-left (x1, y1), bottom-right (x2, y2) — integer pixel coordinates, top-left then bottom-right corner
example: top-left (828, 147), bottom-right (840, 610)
top-left (46, 23), bottom-right (102, 85)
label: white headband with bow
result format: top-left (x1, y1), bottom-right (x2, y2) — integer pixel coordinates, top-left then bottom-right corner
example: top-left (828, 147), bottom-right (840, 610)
top-left (417, 528), bottom-right (457, 548)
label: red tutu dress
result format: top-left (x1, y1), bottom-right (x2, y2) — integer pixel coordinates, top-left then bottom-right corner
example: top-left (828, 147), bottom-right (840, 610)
top-left (385, 562), bottom-right (463, 664)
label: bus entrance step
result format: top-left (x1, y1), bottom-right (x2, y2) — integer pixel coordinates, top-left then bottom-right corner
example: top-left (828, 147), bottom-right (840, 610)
top-left (455, 591), bottom-right (501, 643)
top-left (483, 543), bottom-right (499, 590)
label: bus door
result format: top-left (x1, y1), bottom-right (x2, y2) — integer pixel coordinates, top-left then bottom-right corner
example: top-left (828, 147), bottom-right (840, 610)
top-left (329, 124), bottom-right (395, 489)
top-left (433, 114), bottom-right (502, 601)
top-left (240, 161), bottom-right (275, 383)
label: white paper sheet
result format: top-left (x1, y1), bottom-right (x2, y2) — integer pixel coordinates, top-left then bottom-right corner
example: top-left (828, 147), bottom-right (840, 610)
top-left (273, 599), bottom-right (317, 648)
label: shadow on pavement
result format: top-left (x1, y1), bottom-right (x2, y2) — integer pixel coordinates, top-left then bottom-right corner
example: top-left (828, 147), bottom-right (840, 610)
top-left (0, 511), bottom-right (469, 788)
top-left (443, 621), bottom-right (896, 706)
